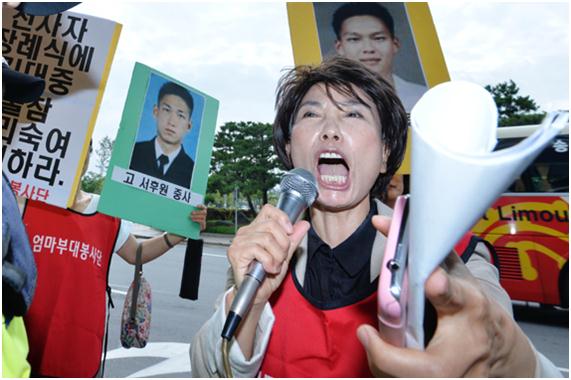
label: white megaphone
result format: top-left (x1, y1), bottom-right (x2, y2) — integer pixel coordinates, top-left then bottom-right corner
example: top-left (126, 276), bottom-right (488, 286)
top-left (404, 81), bottom-right (568, 349)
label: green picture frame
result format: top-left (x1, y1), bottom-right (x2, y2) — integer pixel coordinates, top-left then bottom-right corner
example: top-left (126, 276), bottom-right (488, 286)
top-left (99, 63), bottom-right (219, 239)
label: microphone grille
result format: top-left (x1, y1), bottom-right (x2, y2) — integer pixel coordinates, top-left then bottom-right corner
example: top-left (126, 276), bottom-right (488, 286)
top-left (280, 168), bottom-right (318, 207)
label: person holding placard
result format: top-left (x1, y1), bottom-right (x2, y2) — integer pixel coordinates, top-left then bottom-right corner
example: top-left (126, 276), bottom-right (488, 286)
top-left (21, 142), bottom-right (206, 377)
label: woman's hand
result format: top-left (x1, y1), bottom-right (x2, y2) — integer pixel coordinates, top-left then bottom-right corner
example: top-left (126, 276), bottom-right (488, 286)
top-left (227, 204), bottom-right (309, 306)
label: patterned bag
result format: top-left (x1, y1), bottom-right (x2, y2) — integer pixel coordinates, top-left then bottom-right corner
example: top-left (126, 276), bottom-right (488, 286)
top-left (120, 243), bottom-right (152, 348)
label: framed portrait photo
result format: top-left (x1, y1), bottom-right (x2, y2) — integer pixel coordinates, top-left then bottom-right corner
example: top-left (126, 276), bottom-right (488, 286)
top-left (287, 2), bottom-right (450, 173)
top-left (128, 73), bottom-right (205, 190)
top-left (99, 63), bottom-right (219, 239)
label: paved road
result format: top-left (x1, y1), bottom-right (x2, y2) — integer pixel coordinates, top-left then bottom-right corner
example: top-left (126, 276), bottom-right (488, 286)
top-left (103, 243), bottom-right (569, 377)
top-left (104, 243), bottom-right (227, 377)
top-left (512, 302), bottom-right (569, 376)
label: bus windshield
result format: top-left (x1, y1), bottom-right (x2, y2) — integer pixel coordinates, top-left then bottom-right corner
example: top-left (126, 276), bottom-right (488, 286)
top-left (496, 135), bottom-right (569, 194)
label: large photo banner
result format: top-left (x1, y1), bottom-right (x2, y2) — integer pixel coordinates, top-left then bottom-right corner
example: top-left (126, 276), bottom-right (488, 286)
top-left (99, 63), bottom-right (219, 239)
top-left (286, 2), bottom-right (449, 172)
top-left (2, 7), bottom-right (121, 207)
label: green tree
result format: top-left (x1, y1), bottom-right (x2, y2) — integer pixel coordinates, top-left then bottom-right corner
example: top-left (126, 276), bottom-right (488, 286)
top-left (80, 136), bottom-right (114, 194)
top-left (81, 171), bottom-right (104, 194)
top-left (208, 121), bottom-right (282, 216)
top-left (95, 136), bottom-right (114, 176)
top-left (485, 80), bottom-right (545, 126)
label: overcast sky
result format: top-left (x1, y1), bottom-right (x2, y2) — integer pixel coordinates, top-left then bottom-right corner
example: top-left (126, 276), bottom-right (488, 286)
top-left (72, 1), bottom-right (569, 164)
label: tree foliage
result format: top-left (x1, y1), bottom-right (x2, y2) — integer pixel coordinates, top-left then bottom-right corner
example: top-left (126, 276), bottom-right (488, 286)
top-left (208, 121), bottom-right (283, 215)
top-left (485, 80), bottom-right (545, 126)
top-left (95, 136), bottom-right (114, 176)
top-left (81, 171), bottom-right (104, 194)
top-left (81, 136), bottom-right (114, 194)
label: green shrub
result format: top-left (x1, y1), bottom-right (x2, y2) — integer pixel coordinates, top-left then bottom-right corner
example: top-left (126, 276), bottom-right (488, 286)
top-left (204, 208), bottom-right (254, 235)
top-left (205, 225), bottom-right (237, 234)
top-left (204, 216), bottom-right (252, 234)
top-left (207, 208), bottom-right (254, 224)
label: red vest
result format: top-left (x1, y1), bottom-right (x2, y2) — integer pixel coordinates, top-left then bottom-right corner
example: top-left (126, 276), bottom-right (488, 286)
top-left (23, 200), bottom-right (120, 377)
top-left (259, 234), bottom-right (477, 377)
top-left (260, 271), bottom-right (376, 377)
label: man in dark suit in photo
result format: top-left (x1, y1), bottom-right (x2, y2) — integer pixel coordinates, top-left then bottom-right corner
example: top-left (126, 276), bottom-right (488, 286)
top-left (130, 81), bottom-right (195, 189)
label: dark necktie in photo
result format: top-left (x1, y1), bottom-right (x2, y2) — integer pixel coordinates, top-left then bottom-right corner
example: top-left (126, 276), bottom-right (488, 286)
top-left (158, 154), bottom-right (169, 175)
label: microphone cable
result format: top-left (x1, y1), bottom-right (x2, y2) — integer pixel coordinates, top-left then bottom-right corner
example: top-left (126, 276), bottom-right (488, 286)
top-left (222, 337), bottom-right (233, 377)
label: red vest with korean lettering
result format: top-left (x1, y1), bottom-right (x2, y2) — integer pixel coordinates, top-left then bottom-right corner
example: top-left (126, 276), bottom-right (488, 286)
top-left (22, 199), bottom-right (120, 377)
top-left (259, 235), bottom-right (478, 378)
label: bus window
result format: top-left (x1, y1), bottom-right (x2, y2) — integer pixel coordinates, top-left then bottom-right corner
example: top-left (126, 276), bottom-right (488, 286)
top-left (496, 135), bottom-right (569, 194)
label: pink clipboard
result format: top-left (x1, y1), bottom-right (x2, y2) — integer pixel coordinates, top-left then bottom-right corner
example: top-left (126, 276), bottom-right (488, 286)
top-left (377, 195), bottom-right (409, 347)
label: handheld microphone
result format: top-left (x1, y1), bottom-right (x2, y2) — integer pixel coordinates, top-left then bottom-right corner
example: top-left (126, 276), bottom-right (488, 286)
top-left (221, 168), bottom-right (318, 340)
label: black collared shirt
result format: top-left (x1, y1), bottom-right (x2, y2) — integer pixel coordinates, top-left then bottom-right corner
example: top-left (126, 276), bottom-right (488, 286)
top-left (298, 202), bottom-right (378, 310)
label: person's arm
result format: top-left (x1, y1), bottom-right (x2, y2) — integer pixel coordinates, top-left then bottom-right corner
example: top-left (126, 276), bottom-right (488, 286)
top-left (223, 286), bottom-right (268, 359)
top-left (117, 204), bottom-right (208, 264)
top-left (355, 215), bottom-right (560, 377)
top-left (116, 232), bottom-right (184, 264)
top-left (466, 242), bottom-right (562, 377)
top-left (190, 283), bottom-right (276, 378)
top-left (223, 204), bottom-right (308, 359)
top-left (191, 204), bottom-right (308, 377)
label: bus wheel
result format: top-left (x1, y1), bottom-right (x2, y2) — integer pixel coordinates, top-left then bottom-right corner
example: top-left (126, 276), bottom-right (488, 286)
top-left (559, 262), bottom-right (568, 309)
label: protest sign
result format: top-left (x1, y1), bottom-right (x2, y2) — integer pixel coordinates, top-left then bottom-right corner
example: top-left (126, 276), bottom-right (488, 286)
top-left (286, 2), bottom-right (449, 172)
top-left (2, 8), bottom-right (121, 207)
top-left (99, 63), bottom-right (219, 239)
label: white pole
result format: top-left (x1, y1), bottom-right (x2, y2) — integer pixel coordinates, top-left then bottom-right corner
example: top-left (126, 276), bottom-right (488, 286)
top-left (234, 187), bottom-right (238, 234)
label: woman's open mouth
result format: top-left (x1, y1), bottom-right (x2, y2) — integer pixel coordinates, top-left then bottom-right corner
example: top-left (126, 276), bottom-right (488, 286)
top-left (317, 151), bottom-right (350, 189)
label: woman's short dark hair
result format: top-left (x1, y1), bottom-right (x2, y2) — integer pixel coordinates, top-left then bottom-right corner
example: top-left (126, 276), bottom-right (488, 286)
top-left (273, 56), bottom-right (408, 198)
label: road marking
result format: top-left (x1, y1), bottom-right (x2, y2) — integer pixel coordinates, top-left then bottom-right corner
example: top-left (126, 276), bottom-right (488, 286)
top-left (106, 342), bottom-right (191, 377)
top-left (204, 252), bottom-right (226, 259)
top-left (111, 288), bottom-right (127, 296)
top-left (109, 284), bottom-right (189, 297)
